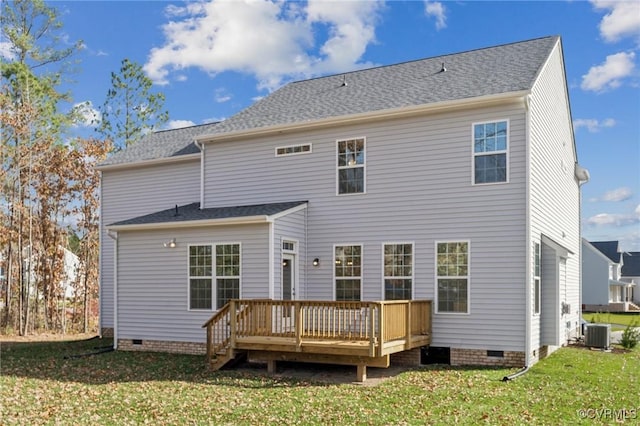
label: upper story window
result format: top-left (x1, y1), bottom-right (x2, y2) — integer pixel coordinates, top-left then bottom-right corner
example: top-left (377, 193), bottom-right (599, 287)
top-left (334, 245), bottom-right (362, 301)
top-left (276, 144), bottom-right (311, 157)
top-left (473, 120), bottom-right (508, 184)
top-left (337, 137), bottom-right (365, 194)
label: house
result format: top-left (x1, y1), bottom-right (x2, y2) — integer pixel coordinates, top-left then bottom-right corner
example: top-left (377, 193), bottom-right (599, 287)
top-left (582, 240), bottom-right (639, 312)
top-left (622, 251), bottom-right (640, 307)
top-left (98, 35), bottom-right (587, 373)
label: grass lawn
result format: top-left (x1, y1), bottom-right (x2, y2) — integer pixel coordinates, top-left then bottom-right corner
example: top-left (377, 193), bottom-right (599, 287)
top-left (583, 312), bottom-right (640, 327)
top-left (1, 337), bottom-right (638, 425)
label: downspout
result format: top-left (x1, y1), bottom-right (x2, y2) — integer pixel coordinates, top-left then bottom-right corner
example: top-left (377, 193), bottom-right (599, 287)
top-left (107, 230), bottom-right (118, 349)
top-left (98, 173), bottom-right (103, 337)
top-left (268, 220), bottom-right (275, 300)
top-left (505, 94), bottom-right (533, 381)
top-left (523, 94), bottom-right (533, 370)
top-left (194, 140), bottom-right (205, 209)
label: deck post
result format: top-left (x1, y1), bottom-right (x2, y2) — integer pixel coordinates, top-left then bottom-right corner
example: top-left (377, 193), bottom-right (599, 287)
top-left (229, 300), bottom-right (237, 357)
top-left (368, 304), bottom-right (376, 357)
top-left (295, 301), bottom-right (303, 351)
top-left (206, 322), bottom-right (212, 363)
top-left (267, 359), bottom-right (277, 374)
top-left (406, 301), bottom-right (412, 349)
top-left (378, 303), bottom-right (384, 357)
top-left (356, 364), bottom-right (367, 382)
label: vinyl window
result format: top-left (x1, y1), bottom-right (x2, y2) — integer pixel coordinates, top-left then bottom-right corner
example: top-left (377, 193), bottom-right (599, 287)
top-left (473, 121), bottom-right (508, 184)
top-left (335, 245), bottom-right (362, 301)
top-left (337, 138), bottom-right (365, 194)
top-left (436, 241), bottom-right (469, 313)
top-left (384, 243), bottom-right (413, 300)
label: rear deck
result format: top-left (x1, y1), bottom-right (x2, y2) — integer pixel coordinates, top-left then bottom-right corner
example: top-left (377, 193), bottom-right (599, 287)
top-left (203, 299), bottom-right (432, 381)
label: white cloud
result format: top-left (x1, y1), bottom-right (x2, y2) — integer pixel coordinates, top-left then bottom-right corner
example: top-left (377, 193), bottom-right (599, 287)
top-left (214, 88), bottom-right (232, 103)
top-left (165, 119), bottom-right (196, 130)
top-left (0, 41), bottom-right (16, 60)
top-left (602, 187), bottom-right (633, 202)
top-left (587, 204), bottom-right (640, 226)
top-left (144, 0), bottom-right (383, 91)
top-left (581, 51), bottom-right (636, 92)
top-left (591, 0), bottom-right (640, 43)
top-left (424, 1), bottom-right (447, 30)
top-left (573, 117), bottom-right (616, 132)
top-left (72, 101), bottom-right (101, 127)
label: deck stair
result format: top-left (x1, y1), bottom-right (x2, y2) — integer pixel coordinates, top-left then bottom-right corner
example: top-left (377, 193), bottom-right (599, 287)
top-left (203, 299), bottom-right (432, 381)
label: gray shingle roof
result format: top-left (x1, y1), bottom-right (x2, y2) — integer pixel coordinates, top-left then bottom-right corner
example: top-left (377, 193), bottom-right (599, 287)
top-left (99, 122), bottom-right (220, 166)
top-left (101, 36), bottom-right (559, 165)
top-left (591, 241), bottom-right (621, 263)
top-left (206, 36), bottom-right (559, 136)
top-left (622, 252), bottom-right (640, 277)
top-left (108, 201), bottom-right (307, 228)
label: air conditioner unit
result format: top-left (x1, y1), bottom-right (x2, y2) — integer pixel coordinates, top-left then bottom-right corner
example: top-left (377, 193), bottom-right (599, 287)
top-left (585, 324), bottom-right (610, 349)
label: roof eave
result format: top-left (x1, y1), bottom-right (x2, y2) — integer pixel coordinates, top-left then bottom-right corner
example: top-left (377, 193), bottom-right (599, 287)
top-left (107, 215), bottom-right (270, 231)
top-left (196, 90), bottom-right (531, 144)
top-left (96, 152), bottom-right (201, 172)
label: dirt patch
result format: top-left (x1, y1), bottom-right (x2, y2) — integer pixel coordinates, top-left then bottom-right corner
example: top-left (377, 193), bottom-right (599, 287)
top-left (0, 333), bottom-right (98, 345)
top-left (567, 341), bottom-right (631, 354)
top-left (235, 361), bottom-right (408, 386)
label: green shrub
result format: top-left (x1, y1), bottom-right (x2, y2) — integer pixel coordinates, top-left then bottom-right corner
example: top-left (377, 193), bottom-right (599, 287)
top-left (620, 319), bottom-right (640, 350)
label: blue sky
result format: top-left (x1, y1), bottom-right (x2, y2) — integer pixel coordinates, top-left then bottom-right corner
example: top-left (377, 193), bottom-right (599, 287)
top-left (13, 0), bottom-right (640, 250)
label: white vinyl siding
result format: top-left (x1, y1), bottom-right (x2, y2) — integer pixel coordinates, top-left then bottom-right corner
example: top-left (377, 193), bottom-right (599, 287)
top-left (101, 159), bottom-right (200, 329)
top-left (202, 103), bottom-right (528, 351)
top-left (528, 41), bottom-right (581, 353)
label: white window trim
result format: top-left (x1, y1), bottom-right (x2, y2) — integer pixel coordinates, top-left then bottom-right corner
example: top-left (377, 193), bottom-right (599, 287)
top-left (336, 136), bottom-right (367, 196)
top-left (533, 241), bottom-right (541, 316)
top-left (434, 240), bottom-right (471, 315)
top-left (381, 242), bottom-right (415, 300)
top-left (333, 243), bottom-right (363, 301)
top-left (214, 242), bottom-right (242, 310)
top-left (275, 143), bottom-right (312, 157)
top-left (187, 243), bottom-right (213, 312)
top-left (471, 119), bottom-right (509, 186)
top-left (187, 242), bottom-right (242, 312)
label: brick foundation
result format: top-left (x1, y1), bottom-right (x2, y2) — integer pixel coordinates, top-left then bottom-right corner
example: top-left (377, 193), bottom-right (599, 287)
top-left (450, 348), bottom-right (525, 367)
top-left (101, 328), bottom-right (114, 338)
top-left (118, 339), bottom-right (206, 355)
top-left (391, 347), bottom-right (422, 366)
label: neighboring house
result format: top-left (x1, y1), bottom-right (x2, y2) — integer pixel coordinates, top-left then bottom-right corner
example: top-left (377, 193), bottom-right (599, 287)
top-left (98, 35), bottom-right (587, 369)
top-left (582, 240), bottom-right (639, 312)
top-left (621, 252), bottom-right (640, 306)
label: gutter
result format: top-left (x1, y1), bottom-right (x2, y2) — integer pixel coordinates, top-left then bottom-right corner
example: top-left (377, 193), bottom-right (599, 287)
top-left (96, 153), bottom-right (200, 172)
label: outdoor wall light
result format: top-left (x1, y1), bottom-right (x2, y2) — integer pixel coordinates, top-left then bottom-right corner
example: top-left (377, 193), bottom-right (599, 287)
top-left (163, 238), bottom-right (176, 248)
top-left (313, 258), bottom-right (320, 267)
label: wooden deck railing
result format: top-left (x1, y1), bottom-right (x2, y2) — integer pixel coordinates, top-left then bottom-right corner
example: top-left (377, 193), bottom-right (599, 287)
top-left (204, 299), bottom-right (431, 361)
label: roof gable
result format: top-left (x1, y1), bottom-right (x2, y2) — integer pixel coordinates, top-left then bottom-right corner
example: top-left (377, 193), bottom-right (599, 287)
top-left (622, 252), bottom-right (640, 277)
top-left (590, 241), bottom-right (621, 263)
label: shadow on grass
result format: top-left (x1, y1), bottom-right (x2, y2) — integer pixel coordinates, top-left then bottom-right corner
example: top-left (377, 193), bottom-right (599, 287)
top-left (1, 336), bottom-right (513, 388)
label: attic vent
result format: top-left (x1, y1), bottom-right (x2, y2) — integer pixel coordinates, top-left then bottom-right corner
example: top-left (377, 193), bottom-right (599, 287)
top-left (341, 75), bottom-right (347, 87)
top-left (440, 62), bottom-right (447, 73)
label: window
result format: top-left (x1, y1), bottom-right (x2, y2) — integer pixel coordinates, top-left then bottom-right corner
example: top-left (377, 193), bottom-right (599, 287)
top-left (189, 245), bottom-right (212, 310)
top-left (473, 121), bottom-right (508, 184)
top-left (276, 144), bottom-right (311, 156)
top-left (335, 245), bottom-right (362, 301)
top-left (189, 244), bottom-right (240, 310)
top-left (337, 137), bottom-right (365, 194)
top-left (215, 244), bottom-right (240, 309)
top-left (384, 243), bottom-right (413, 300)
top-left (436, 241), bottom-right (469, 313)
top-left (534, 242), bottom-right (541, 315)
